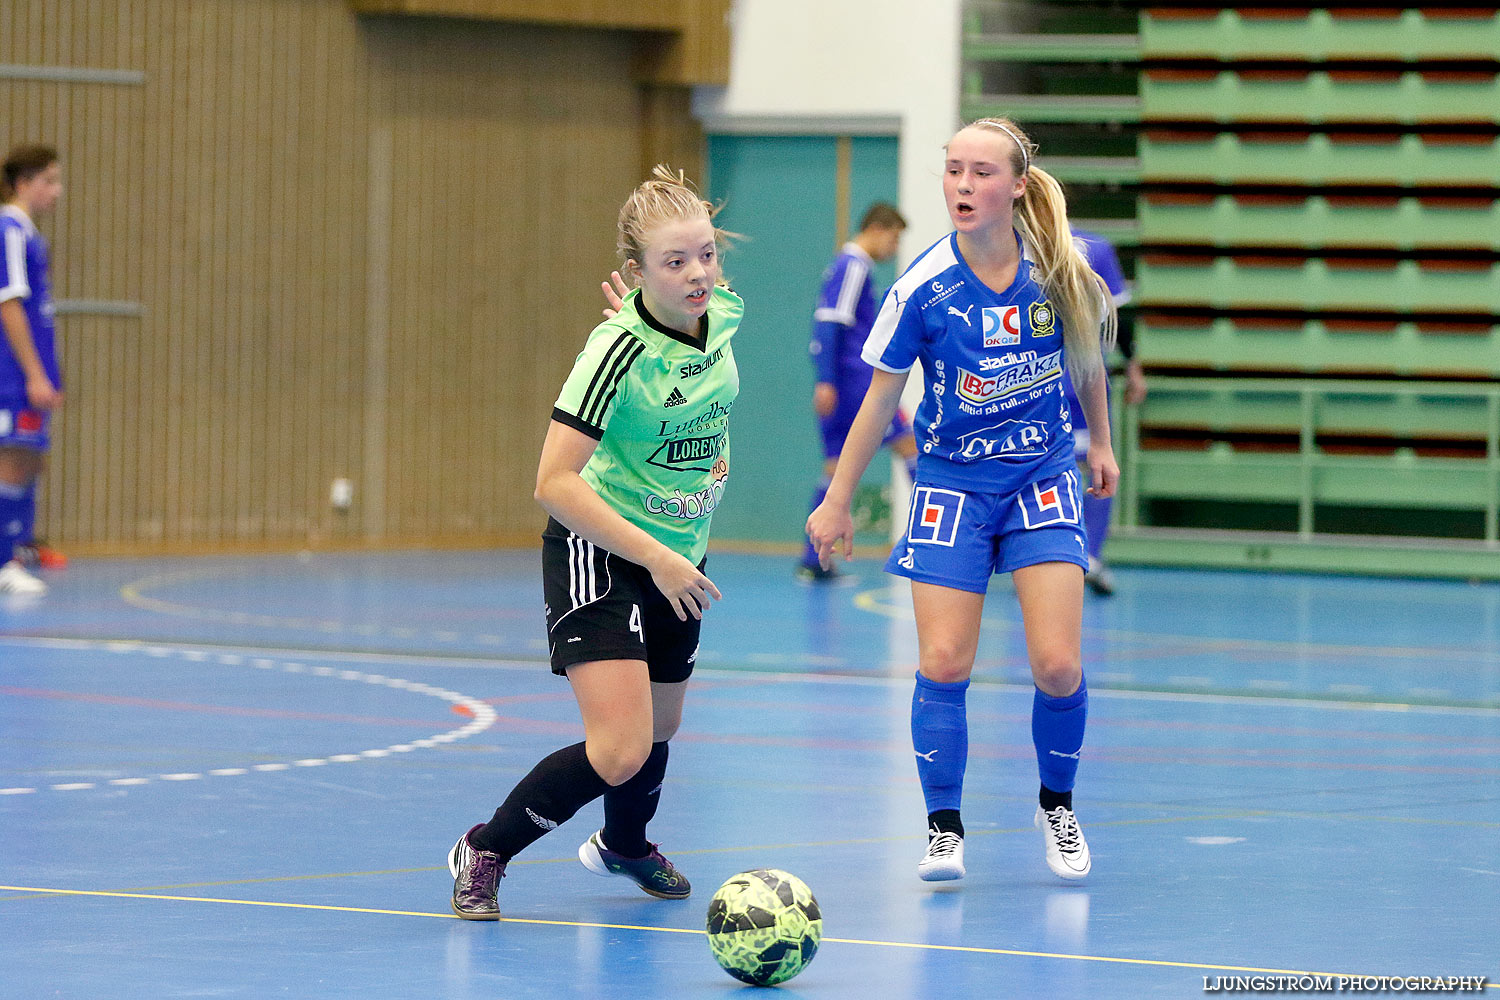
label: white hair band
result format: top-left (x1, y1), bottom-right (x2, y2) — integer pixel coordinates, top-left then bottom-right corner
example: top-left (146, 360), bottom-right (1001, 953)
top-left (975, 120), bottom-right (1031, 174)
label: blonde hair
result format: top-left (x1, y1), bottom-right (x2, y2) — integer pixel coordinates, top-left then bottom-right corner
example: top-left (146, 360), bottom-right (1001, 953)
top-left (617, 164), bottom-right (731, 283)
top-left (965, 118), bottom-right (1116, 387)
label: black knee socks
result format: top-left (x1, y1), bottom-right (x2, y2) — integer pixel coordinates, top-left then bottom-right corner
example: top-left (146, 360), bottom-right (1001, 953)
top-left (471, 741), bottom-right (610, 860)
top-left (602, 741), bottom-right (669, 859)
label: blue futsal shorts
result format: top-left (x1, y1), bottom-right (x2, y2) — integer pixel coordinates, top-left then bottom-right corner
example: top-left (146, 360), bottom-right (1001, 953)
top-left (0, 399), bottom-right (50, 452)
top-left (884, 469), bottom-right (1089, 593)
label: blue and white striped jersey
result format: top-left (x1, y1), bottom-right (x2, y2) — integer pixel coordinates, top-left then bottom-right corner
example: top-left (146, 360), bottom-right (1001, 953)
top-left (0, 205), bottom-right (60, 399)
top-left (809, 242), bottom-right (879, 393)
top-left (862, 230), bottom-right (1077, 494)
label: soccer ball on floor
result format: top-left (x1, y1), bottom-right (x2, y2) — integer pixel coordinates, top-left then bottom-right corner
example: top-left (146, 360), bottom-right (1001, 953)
top-left (705, 869), bottom-right (822, 987)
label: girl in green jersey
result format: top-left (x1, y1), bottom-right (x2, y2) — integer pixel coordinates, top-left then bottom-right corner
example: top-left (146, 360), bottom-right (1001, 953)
top-left (448, 167), bottom-right (742, 919)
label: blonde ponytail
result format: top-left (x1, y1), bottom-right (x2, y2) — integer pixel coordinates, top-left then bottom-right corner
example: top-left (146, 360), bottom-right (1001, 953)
top-left (967, 118), bottom-right (1117, 387)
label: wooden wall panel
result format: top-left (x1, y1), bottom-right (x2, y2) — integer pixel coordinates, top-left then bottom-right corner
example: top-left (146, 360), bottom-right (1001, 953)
top-left (365, 17), bottom-right (646, 540)
top-left (0, 0), bottom-right (706, 553)
top-left (3, 0), bottom-right (371, 550)
top-left (349, 0), bottom-right (680, 32)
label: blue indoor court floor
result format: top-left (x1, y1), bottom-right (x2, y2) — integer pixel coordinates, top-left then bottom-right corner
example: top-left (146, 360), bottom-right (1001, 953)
top-left (2, 549), bottom-right (1497, 999)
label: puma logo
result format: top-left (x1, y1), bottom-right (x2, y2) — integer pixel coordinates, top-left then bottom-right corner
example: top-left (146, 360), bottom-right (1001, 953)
top-left (947, 304), bottom-right (974, 327)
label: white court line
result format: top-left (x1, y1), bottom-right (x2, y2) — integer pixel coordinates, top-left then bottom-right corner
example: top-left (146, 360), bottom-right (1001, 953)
top-left (0, 640), bottom-right (499, 795)
top-left (3, 636), bottom-right (1497, 720)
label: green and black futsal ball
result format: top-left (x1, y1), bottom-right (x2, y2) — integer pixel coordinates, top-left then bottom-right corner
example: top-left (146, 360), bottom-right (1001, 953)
top-left (705, 869), bottom-right (822, 986)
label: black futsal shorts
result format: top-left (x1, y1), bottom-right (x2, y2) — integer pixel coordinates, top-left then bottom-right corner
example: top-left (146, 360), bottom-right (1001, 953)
top-left (540, 518), bottom-right (703, 682)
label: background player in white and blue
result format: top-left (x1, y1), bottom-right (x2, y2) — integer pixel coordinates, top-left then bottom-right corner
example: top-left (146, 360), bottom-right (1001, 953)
top-left (0, 145), bottom-right (64, 596)
top-left (1064, 228), bottom-right (1146, 596)
top-left (798, 202), bottom-right (917, 581)
top-left (808, 117), bottom-right (1118, 883)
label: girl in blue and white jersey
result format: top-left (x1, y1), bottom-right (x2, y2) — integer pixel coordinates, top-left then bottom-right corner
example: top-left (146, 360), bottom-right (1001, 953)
top-left (0, 145), bottom-right (64, 595)
top-left (807, 117), bottom-right (1117, 883)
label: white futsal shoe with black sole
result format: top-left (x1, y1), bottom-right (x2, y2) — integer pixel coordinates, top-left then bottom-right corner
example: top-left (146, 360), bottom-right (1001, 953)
top-left (1035, 805), bottom-right (1091, 879)
top-left (917, 826), bottom-right (965, 881)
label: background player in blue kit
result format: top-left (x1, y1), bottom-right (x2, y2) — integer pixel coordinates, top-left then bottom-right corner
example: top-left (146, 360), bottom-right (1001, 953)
top-left (1064, 228), bottom-right (1146, 596)
top-left (808, 117), bottom-right (1117, 883)
top-left (0, 145), bottom-right (64, 596)
top-left (798, 203), bottom-right (917, 582)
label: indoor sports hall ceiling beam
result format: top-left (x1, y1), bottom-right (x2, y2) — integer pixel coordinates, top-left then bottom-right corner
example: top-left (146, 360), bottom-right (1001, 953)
top-left (347, 0), bottom-right (729, 86)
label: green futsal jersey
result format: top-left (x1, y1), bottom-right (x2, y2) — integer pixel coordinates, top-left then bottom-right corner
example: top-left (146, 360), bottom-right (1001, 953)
top-left (551, 286), bottom-right (742, 564)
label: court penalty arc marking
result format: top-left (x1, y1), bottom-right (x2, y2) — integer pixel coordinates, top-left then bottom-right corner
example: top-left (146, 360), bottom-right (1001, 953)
top-left (0, 884), bottom-right (1371, 982)
top-left (0, 640), bottom-right (497, 796)
top-left (118, 567), bottom-right (514, 647)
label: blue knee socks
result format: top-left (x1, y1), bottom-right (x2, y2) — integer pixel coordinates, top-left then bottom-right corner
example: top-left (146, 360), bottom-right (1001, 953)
top-left (911, 672), bottom-right (969, 815)
top-left (0, 480), bottom-right (26, 561)
top-left (18, 480), bottom-right (36, 547)
top-left (1033, 676), bottom-right (1088, 796)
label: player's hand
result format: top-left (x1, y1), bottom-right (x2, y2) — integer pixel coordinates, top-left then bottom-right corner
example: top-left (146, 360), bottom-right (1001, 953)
top-left (812, 383), bottom-right (837, 418)
top-left (646, 548), bottom-right (722, 622)
top-left (1124, 359), bottom-right (1148, 406)
top-left (1086, 442), bottom-right (1119, 499)
top-left (806, 499), bottom-right (855, 570)
top-left (25, 375), bottom-right (61, 411)
top-left (600, 271), bottom-right (631, 320)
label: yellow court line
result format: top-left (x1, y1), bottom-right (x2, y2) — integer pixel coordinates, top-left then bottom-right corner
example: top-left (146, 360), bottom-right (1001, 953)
top-left (28, 806), bottom-right (1490, 901)
top-left (120, 570), bottom-right (336, 630)
top-left (2, 884), bottom-right (1370, 980)
top-left (0, 884), bottom-right (691, 934)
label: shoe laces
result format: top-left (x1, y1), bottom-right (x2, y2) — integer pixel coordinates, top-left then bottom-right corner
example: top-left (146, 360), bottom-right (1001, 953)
top-left (642, 845), bottom-right (684, 883)
top-left (1044, 808), bottom-right (1082, 852)
top-left (462, 851), bottom-right (505, 891)
top-left (926, 829), bottom-right (962, 859)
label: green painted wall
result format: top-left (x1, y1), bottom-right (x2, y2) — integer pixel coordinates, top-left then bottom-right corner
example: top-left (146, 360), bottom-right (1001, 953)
top-left (706, 134), bottom-right (901, 546)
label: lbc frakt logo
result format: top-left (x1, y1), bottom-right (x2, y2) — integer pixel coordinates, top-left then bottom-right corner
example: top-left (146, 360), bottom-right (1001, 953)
top-left (955, 352), bottom-right (1062, 405)
top-left (982, 306), bottom-right (1020, 347)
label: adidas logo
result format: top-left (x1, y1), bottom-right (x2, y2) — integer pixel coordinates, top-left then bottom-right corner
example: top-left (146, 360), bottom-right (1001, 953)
top-left (664, 387), bottom-right (687, 407)
top-left (525, 807), bottom-right (559, 831)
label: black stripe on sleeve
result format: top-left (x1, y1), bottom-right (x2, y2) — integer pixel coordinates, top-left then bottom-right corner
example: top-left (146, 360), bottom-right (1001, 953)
top-left (580, 338), bottom-right (646, 427)
top-left (591, 342), bottom-right (644, 425)
top-left (551, 407), bottom-right (604, 440)
top-left (576, 333), bottom-right (640, 427)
